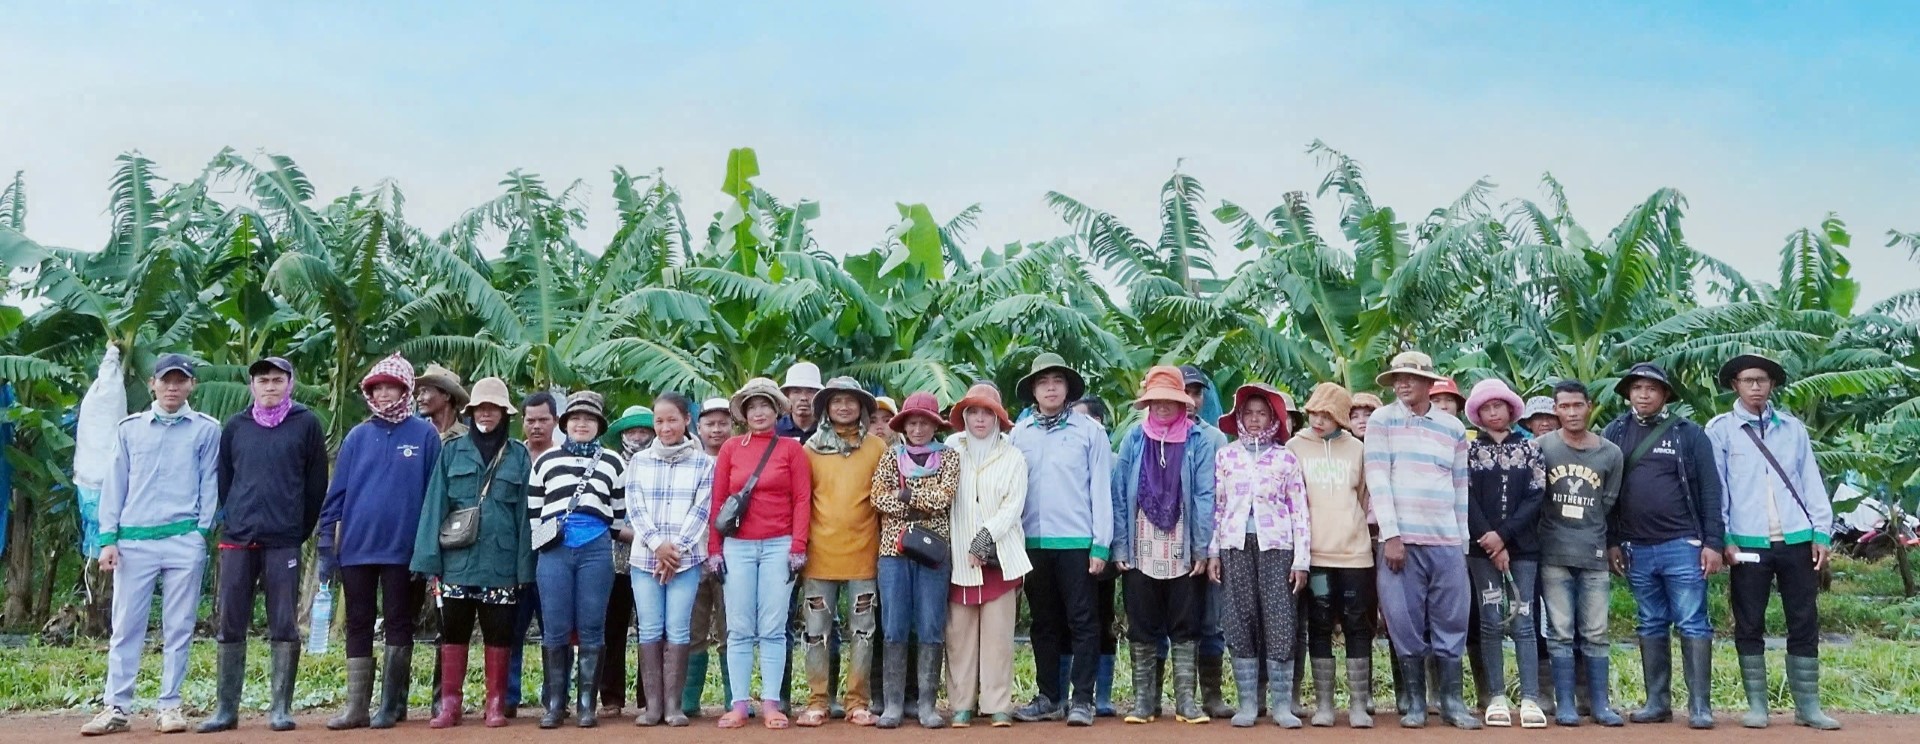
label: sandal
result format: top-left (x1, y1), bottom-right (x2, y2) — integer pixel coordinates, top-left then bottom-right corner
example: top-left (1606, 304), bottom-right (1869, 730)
top-left (1519, 699), bottom-right (1548, 729)
top-left (763, 702), bottom-right (792, 730)
top-left (794, 708), bottom-right (829, 727)
top-left (951, 711), bottom-right (974, 728)
top-left (717, 710), bottom-right (748, 729)
top-left (1485, 696), bottom-right (1512, 727)
top-left (847, 708), bottom-right (878, 727)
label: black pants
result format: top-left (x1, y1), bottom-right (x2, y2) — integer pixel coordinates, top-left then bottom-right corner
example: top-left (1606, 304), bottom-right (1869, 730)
top-left (1026, 548), bottom-right (1099, 705)
top-left (601, 575), bottom-right (637, 707)
top-left (1307, 566), bottom-right (1376, 658)
top-left (443, 597), bottom-right (518, 648)
top-left (1096, 569), bottom-right (1120, 655)
top-left (341, 563), bottom-right (420, 658)
top-left (215, 545), bottom-right (303, 643)
top-left (1123, 570), bottom-right (1204, 644)
top-left (1730, 541), bottom-right (1821, 657)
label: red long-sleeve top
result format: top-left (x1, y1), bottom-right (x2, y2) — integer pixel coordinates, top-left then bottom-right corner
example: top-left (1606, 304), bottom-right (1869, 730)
top-left (709, 431), bottom-right (812, 556)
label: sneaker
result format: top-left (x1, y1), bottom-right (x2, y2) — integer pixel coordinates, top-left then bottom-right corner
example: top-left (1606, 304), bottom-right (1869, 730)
top-left (1012, 696), bottom-right (1062, 722)
top-left (80, 708), bottom-right (130, 736)
top-left (991, 712), bottom-right (1015, 727)
top-left (156, 708), bottom-right (190, 734)
top-left (1066, 703), bottom-right (1095, 727)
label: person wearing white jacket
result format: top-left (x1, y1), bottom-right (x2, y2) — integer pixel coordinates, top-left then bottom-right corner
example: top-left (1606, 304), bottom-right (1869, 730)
top-left (944, 382), bottom-right (1030, 729)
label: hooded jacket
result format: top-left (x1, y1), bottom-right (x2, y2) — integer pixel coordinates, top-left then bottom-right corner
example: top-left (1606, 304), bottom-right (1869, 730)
top-left (1600, 411), bottom-right (1724, 551)
top-left (217, 404), bottom-right (329, 548)
top-left (1286, 427), bottom-right (1373, 568)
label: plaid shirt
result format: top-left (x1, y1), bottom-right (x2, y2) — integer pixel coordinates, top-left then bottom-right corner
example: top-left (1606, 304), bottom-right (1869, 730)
top-left (624, 447), bottom-right (716, 574)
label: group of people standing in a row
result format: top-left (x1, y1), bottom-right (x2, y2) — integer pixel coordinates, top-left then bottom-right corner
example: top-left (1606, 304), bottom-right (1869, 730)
top-left (79, 346), bottom-right (1842, 736)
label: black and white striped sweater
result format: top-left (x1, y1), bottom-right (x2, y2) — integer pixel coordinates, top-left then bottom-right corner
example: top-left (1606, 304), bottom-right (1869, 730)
top-left (528, 448), bottom-right (627, 526)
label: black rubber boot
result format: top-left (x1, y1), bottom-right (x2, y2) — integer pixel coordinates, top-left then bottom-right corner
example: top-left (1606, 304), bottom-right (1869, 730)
top-left (1681, 637), bottom-right (1714, 729)
top-left (1437, 658), bottom-right (1481, 730)
top-left (1171, 642), bottom-right (1208, 723)
top-left (1588, 655), bottom-right (1624, 727)
top-left (368, 645), bottom-right (412, 729)
top-left (197, 642), bottom-right (246, 733)
top-left (916, 643), bottom-right (946, 728)
top-left (1198, 653), bottom-right (1234, 720)
top-left (1631, 636), bottom-right (1674, 723)
top-left (576, 646), bottom-right (604, 728)
top-left (877, 643), bottom-right (908, 728)
top-left (1396, 657), bottom-right (1427, 728)
top-left (1124, 641), bottom-right (1158, 723)
top-left (1786, 655), bottom-right (1840, 730)
top-left (540, 646), bottom-right (573, 729)
top-left (326, 657), bottom-right (375, 731)
top-left (268, 641), bottom-right (300, 732)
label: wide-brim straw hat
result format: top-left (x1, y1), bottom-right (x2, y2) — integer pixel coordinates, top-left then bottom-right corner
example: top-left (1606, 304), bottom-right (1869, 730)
top-left (950, 382), bottom-right (1014, 432)
top-left (730, 377), bottom-right (790, 420)
top-left (1465, 378), bottom-right (1526, 429)
top-left (462, 377), bottom-right (517, 415)
top-left (1016, 352), bottom-right (1086, 405)
top-left (889, 391), bottom-right (945, 433)
top-left (1132, 366), bottom-right (1191, 409)
top-left (1374, 350), bottom-right (1448, 387)
top-left (416, 363), bottom-right (470, 410)
top-left (1217, 383), bottom-right (1290, 438)
top-left (812, 376), bottom-right (877, 421)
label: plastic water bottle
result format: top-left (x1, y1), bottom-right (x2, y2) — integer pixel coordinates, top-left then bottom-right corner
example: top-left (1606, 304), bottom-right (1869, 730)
top-left (307, 583), bottom-right (333, 654)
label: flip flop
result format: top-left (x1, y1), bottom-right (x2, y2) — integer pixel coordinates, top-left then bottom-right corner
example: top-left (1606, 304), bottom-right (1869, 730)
top-left (847, 708), bottom-right (878, 726)
top-left (794, 708), bottom-right (829, 727)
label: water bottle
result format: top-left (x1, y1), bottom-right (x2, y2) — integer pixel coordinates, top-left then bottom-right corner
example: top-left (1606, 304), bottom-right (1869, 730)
top-left (307, 583), bottom-right (333, 654)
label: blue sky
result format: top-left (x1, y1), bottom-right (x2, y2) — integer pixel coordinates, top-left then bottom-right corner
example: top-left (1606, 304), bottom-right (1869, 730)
top-left (3, 1), bottom-right (1916, 303)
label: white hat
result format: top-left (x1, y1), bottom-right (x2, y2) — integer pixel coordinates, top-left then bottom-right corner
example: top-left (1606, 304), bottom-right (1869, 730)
top-left (782, 361), bottom-right (824, 392)
top-left (699, 397), bottom-right (732, 419)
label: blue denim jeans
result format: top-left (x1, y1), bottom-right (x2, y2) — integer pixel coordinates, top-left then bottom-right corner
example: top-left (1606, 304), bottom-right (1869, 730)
top-left (877, 556), bottom-right (949, 642)
top-left (1621, 538), bottom-right (1712, 639)
top-left (633, 566), bottom-right (703, 644)
top-left (1468, 555), bottom-right (1541, 700)
top-left (1541, 564), bottom-right (1611, 659)
top-left (722, 536), bottom-right (794, 704)
top-left (536, 532), bottom-right (615, 648)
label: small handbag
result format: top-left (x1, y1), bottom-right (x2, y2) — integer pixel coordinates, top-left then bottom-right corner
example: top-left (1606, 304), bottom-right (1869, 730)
top-left (439, 448), bottom-right (507, 549)
top-left (899, 523), bottom-right (949, 569)
top-left (715, 439), bottom-right (779, 538)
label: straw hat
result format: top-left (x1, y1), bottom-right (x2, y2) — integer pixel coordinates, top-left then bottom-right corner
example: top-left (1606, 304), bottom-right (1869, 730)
top-left (416, 363), bottom-right (470, 410)
top-left (1373, 350), bottom-right (1448, 387)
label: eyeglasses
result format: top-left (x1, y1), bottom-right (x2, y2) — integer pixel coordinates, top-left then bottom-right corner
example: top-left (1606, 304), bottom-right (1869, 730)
top-left (1733, 376), bottom-right (1774, 388)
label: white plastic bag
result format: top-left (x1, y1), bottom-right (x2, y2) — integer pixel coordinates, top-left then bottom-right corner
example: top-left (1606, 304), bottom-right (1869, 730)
top-left (73, 346), bottom-right (127, 490)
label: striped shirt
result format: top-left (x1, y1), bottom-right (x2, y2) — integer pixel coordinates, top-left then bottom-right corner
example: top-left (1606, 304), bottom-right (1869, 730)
top-left (625, 447), bottom-right (715, 574)
top-left (528, 448), bottom-right (627, 527)
top-left (1364, 400), bottom-right (1470, 546)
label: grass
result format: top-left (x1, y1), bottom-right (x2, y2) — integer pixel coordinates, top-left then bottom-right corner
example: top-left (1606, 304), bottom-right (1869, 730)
top-left (5, 556), bottom-right (1917, 715)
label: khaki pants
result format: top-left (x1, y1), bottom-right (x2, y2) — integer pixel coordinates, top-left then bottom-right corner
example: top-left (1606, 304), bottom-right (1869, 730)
top-left (946, 592), bottom-right (1017, 715)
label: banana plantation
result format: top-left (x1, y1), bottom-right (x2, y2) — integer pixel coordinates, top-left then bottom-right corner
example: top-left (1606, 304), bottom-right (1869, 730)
top-left (0, 143), bottom-right (1916, 632)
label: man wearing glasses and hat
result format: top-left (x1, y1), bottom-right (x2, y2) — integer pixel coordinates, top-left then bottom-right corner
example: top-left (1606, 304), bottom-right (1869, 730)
top-left (1600, 363), bottom-right (1723, 730)
top-left (80, 354), bottom-right (223, 737)
top-left (1706, 353), bottom-right (1840, 731)
top-left (199, 357), bottom-right (330, 733)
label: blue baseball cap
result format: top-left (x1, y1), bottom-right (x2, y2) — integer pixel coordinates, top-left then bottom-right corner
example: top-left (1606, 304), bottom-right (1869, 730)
top-left (153, 353), bottom-right (196, 379)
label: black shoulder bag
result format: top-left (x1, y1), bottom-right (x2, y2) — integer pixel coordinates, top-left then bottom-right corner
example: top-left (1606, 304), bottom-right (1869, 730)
top-left (1739, 423), bottom-right (1816, 524)
top-left (715, 440), bottom-right (778, 537)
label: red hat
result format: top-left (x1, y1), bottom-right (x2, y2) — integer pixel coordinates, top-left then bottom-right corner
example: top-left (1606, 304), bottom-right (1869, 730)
top-left (1431, 377), bottom-right (1465, 402)
top-left (889, 391), bottom-right (946, 432)
top-left (950, 383), bottom-right (1014, 432)
top-left (1218, 383), bottom-right (1291, 440)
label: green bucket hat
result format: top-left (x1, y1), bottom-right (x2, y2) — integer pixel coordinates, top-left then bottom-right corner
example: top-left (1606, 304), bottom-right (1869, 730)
top-left (811, 376), bottom-right (877, 420)
top-left (607, 405), bottom-right (655, 437)
top-left (1016, 352), bottom-right (1086, 405)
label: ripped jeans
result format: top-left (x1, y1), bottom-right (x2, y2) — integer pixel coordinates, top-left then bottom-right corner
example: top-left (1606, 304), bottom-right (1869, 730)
top-left (1466, 555), bottom-right (1541, 701)
top-left (802, 577), bottom-right (878, 712)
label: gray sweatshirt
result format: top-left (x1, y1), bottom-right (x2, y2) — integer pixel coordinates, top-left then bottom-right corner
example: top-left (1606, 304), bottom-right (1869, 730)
top-left (1536, 430), bottom-right (1623, 571)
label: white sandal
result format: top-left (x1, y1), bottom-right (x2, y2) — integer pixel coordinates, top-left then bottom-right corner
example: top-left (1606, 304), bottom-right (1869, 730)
top-left (1519, 698), bottom-right (1548, 729)
top-left (1485, 696), bottom-right (1512, 727)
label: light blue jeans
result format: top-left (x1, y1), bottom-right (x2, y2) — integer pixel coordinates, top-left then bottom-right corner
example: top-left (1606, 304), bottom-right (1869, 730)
top-left (1541, 564), bottom-right (1611, 659)
top-left (633, 566), bottom-right (703, 644)
top-left (722, 536), bottom-right (794, 704)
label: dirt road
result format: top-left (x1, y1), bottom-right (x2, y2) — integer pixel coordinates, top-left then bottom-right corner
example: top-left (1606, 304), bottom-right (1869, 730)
top-left (5, 711), bottom-right (1916, 742)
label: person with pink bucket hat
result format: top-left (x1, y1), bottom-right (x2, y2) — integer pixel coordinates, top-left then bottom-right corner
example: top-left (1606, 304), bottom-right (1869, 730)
top-left (1463, 378), bottom-right (1548, 728)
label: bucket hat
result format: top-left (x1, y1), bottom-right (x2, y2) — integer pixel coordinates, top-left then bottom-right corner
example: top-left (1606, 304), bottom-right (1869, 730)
top-left (1616, 362), bottom-right (1678, 399)
top-left (561, 390), bottom-right (608, 435)
top-left (730, 377), bottom-right (790, 420)
top-left (1520, 396), bottom-right (1556, 424)
top-left (1217, 383), bottom-right (1290, 438)
top-left (782, 362), bottom-right (825, 392)
top-left (416, 363), bottom-right (470, 410)
top-left (1430, 377), bottom-right (1465, 404)
top-left (889, 391), bottom-right (945, 432)
top-left (1464, 379), bottom-right (1526, 430)
top-left (608, 405), bottom-right (655, 437)
top-left (951, 382), bottom-right (1015, 432)
top-left (1374, 350), bottom-right (1448, 387)
top-left (1717, 354), bottom-right (1789, 390)
top-left (462, 377), bottom-right (517, 415)
top-left (1016, 352), bottom-right (1087, 405)
top-left (812, 376), bottom-right (877, 421)
top-left (1132, 366), bottom-right (1192, 409)
top-left (1350, 392), bottom-right (1385, 412)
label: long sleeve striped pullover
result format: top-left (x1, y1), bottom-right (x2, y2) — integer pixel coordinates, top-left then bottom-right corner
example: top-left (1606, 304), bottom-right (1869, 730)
top-left (1363, 400), bottom-right (1471, 546)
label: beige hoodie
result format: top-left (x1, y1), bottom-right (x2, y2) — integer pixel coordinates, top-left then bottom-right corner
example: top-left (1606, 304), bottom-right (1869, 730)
top-left (1287, 428), bottom-right (1373, 568)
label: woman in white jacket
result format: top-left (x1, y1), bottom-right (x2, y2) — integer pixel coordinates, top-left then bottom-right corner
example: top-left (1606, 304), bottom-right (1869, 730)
top-left (944, 382), bottom-right (1030, 728)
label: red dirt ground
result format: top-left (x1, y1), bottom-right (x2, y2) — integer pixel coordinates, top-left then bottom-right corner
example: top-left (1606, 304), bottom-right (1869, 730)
top-left (3, 711), bottom-right (1916, 743)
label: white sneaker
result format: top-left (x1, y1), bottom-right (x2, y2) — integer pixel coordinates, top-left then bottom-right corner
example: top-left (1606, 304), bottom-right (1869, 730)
top-left (156, 707), bottom-right (189, 734)
top-left (80, 707), bottom-right (130, 736)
